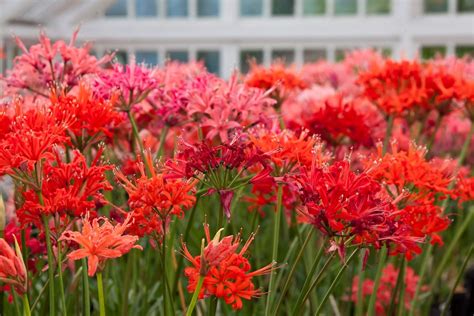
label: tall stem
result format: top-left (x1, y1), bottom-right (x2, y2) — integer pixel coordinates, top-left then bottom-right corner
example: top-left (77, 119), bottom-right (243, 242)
top-left (367, 245), bottom-right (388, 316)
top-left (382, 115), bottom-right (394, 154)
top-left (42, 215), bottom-right (55, 316)
top-left (396, 258), bottom-right (406, 316)
top-left (22, 294), bottom-right (31, 316)
top-left (97, 272), bottom-right (106, 316)
top-left (82, 259), bottom-right (90, 316)
top-left (162, 225), bottom-right (168, 316)
top-left (57, 240), bottom-right (67, 316)
top-left (264, 183), bottom-right (283, 316)
top-left (185, 276), bottom-right (204, 316)
top-left (273, 228), bottom-right (314, 315)
top-left (156, 125), bottom-right (169, 159)
top-left (127, 110), bottom-right (151, 176)
top-left (315, 249), bottom-right (358, 316)
top-left (355, 252), bottom-right (365, 316)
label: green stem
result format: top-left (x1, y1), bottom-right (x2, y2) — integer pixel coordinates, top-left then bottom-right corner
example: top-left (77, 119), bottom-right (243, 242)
top-left (396, 258), bottom-right (406, 316)
top-left (430, 207), bottom-right (474, 289)
top-left (12, 289), bottom-right (21, 316)
top-left (97, 272), bottom-right (106, 316)
top-left (162, 225), bottom-right (168, 316)
top-left (264, 183), bottom-right (283, 316)
top-left (382, 115), bottom-right (394, 154)
top-left (121, 253), bottom-right (132, 316)
top-left (292, 247), bottom-right (332, 315)
top-left (42, 215), bottom-right (55, 316)
top-left (273, 228), bottom-right (314, 315)
top-left (57, 240), bottom-right (67, 316)
top-left (367, 245), bottom-right (388, 316)
top-left (440, 245), bottom-right (473, 316)
top-left (127, 110), bottom-right (150, 176)
top-left (208, 297), bottom-right (217, 316)
top-left (355, 252), bottom-right (365, 316)
top-left (315, 249), bottom-right (359, 316)
top-left (457, 121), bottom-right (474, 167)
top-left (172, 196), bottom-right (200, 294)
top-left (22, 294), bottom-right (31, 316)
top-left (82, 259), bottom-right (90, 316)
top-left (185, 276), bottom-right (204, 316)
top-left (388, 256), bottom-right (405, 316)
top-left (156, 125), bottom-right (169, 159)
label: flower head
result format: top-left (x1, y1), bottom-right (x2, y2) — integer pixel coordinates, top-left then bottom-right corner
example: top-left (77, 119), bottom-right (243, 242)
top-left (60, 213), bottom-right (142, 276)
top-left (0, 238), bottom-right (27, 294)
top-left (181, 224), bottom-right (276, 310)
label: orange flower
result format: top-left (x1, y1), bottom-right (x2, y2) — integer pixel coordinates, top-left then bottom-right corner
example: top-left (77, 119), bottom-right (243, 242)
top-left (0, 238), bottom-right (27, 294)
top-left (249, 128), bottom-right (330, 176)
top-left (245, 61), bottom-right (306, 106)
top-left (115, 152), bottom-right (197, 237)
top-left (60, 213), bottom-right (142, 276)
top-left (182, 224), bottom-right (276, 310)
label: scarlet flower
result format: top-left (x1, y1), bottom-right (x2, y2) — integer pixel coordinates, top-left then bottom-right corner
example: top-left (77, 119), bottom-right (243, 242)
top-left (182, 224), bottom-right (276, 310)
top-left (0, 238), bottom-right (27, 294)
top-left (116, 153), bottom-right (197, 237)
top-left (50, 84), bottom-right (123, 145)
top-left (60, 213), bottom-right (142, 277)
top-left (0, 102), bottom-right (70, 176)
top-left (17, 149), bottom-right (112, 228)
top-left (350, 263), bottom-right (427, 315)
top-left (358, 59), bottom-right (429, 116)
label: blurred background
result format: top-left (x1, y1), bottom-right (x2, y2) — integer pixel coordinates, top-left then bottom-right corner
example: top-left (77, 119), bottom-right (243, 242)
top-left (0, 0), bottom-right (473, 77)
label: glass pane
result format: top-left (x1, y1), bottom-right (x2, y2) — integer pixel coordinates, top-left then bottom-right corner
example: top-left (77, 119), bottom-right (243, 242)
top-left (105, 0), bottom-right (127, 16)
top-left (240, 50), bottom-right (264, 73)
top-left (367, 0), bottom-right (390, 14)
top-left (167, 0), bottom-right (188, 17)
top-left (197, 50), bottom-right (220, 75)
top-left (115, 50), bottom-right (128, 64)
top-left (272, 0), bottom-right (295, 15)
top-left (198, 0), bottom-right (219, 16)
top-left (424, 0), bottom-right (448, 12)
top-left (421, 46), bottom-right (447, 59)
top-left (303, 49), bottom-right (327, 62)
top-left (271, 49), bottom-right (295, 64)
top-left (335, 48), bottom-right (353, 61)
top-left (303, 0), bottom-right (326, 15)
top-left (455, 46), bottom-right (474, 58)
top-left (167, 50), bottom-right (189, 62)
top-left (136, 51), bottom-right (158, 65)
top-left (334, 0), bottom-right (357, 15)
top-left (240, 0), bottom-right (263, 16)
top-left (458, 0), bottom-right (474, 12)
top-left (136, 0), bottom-right (157, 17)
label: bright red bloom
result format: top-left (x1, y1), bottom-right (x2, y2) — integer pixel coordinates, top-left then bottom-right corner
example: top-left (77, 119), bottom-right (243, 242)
top-left (17, 149), bottom-right (112, 227)
top-left (350, 263), bottom-right (427, 315)
top-left (358, 59), bottom-right (429, 116)
top-left (60, 213), bottom-right (142, 276)
top-left (0, 103), bottom-right (70, 176)
top-left (51, 84), bottom-right (123, 144)
top-left (182, 224), bottom-right (276, 310)
top-left (116, 153), bottom-right (196, 237)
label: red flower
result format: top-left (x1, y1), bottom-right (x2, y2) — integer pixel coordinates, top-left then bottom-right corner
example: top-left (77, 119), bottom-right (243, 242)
top-left (17, 149), bottom-right (112, 227)
top-left (181, 224), bottom-right (276, 310)
top-left (0, 103), bottom-right (70, 176)
top-left (116, 153), bottom-right (196, 237)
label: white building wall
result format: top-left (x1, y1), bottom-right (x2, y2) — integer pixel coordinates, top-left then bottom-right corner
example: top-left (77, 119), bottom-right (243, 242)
top-left (1, 0), bottom-right (473, 77)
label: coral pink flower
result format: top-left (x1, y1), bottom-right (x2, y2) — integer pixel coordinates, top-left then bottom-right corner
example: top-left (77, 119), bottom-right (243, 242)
top-left (60, 213), bottom-right (142, 276)
top-left (0, 238), bottom-right (27, 294)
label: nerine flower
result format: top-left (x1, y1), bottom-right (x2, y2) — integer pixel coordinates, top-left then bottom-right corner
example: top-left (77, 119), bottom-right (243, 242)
top-left (60, 213), bottom-right (142, 276)
top-left (181, 224), bottom-right (276, 310)
top-left (116, 152), bottom-right (197, 237)
top-left (0, 238), bottom-right (27, 294)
